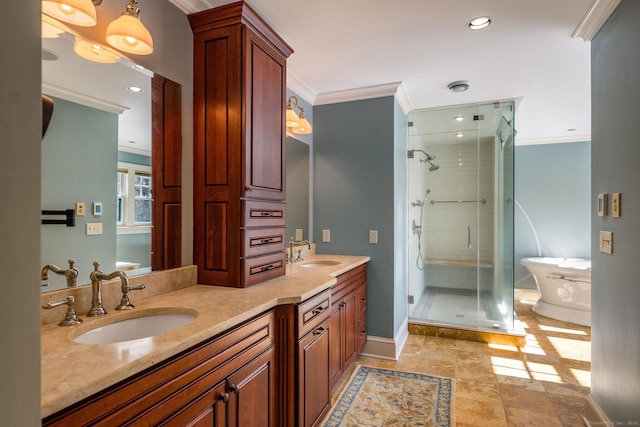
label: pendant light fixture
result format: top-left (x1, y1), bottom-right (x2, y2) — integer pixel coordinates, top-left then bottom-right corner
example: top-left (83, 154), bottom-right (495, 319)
top-left (41, 0), bottom-right (97, 27)
top-left (106, 0), bottom-right (154, 55)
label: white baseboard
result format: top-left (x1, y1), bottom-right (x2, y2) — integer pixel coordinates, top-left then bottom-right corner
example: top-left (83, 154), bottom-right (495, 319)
top-left (360, 318), bottom-right (409, 360)
top-left (583, 394), bottom-right (611, 426)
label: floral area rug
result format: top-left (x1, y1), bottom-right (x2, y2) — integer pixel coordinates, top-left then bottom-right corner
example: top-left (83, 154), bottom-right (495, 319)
top-left (323, 365), bottom-right (454, 426)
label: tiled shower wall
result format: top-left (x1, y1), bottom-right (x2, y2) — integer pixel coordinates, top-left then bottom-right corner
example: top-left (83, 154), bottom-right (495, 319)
top-left (420, 138), bottom-right (495, 290)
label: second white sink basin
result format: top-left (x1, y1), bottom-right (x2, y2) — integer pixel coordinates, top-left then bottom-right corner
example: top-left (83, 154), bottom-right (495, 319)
top-left (73, 309), bottom-right (197, 345)
top-left (299, 260), bottom-right (341, 267)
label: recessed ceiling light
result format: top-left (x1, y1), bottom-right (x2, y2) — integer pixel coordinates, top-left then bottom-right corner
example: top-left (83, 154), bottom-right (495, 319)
top-left (468, 16), bottom-right (492, 30)
top-left (132, 64), bottom-right (146, 71)
top-left (567, 128), bottom-right (577, 132)
top-left (127, 86), bottom-right (143, 93)
top-left (128, 140), bottom-right (136, 144)
top-left (456, 132), bottom-right (464, 138)
top-left (454, 115), bottom-right (464, 122)
top-left (448, 80), bottom-right (470, 92)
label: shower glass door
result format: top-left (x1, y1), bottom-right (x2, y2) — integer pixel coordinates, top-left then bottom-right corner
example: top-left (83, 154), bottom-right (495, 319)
top-left (407, 101), bottom-right (515, 332)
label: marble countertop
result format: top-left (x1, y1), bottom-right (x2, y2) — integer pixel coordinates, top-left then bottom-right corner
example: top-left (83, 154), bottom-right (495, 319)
top-left (41, 254), bottom-right (370, 419)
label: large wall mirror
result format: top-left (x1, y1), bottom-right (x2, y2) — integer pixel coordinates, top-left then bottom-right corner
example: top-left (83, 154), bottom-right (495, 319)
top-left (41, 20), bottom-right (180, 292)
top-left (285, 136), bottom-right (310, 242)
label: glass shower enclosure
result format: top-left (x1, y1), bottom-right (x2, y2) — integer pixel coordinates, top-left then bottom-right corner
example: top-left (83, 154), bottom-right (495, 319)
top-left (407, 101), bottom-right (515, 332)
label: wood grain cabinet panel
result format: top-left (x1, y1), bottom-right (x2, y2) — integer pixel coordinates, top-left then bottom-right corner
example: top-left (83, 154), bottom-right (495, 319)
top-left (190, 2), bottom-right (293, 287)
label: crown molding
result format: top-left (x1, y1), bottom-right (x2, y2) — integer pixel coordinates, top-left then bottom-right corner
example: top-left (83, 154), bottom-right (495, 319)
top-left (515, 134), bottom-right (591, 146)
top-left (572, 0), bottom-right (621, 41)
top-left (42, 82), bottom-right (129, 115)
top-left (314, 82), bottom-right (413, 108)
top-left (286, 71), bottom-right (317, 105)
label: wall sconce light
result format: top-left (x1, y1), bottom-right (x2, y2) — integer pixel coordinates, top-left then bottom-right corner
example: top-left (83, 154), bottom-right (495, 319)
top-left (286, 96), bottom-right (313, 135)
top-left (106, 0), bottom-right (153, 55)
top-left (42, 0), bottom-right (153, 55)
top-left (42, 0), bottom-right (97, 27)
top-left (73, 36), bottom-right (120, 63)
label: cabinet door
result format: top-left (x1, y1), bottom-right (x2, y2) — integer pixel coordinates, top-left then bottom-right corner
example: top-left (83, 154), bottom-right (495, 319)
top-left (342, 290), bottom-right (358, 368)
top-left (242, 27), bottom-right (287, 201)
top-left (328, 302), bottom-right (343, 388)
top-left (159, 380), bottom-right (227, 427)
top-left (298, 321), bottom-right (330, 427)
top-left (227, 349), bottom-right (275, 427)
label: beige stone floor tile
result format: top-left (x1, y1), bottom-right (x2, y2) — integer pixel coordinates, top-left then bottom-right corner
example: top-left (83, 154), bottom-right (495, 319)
top-left (455, 378), bottom-right (503, 405)
top-left (504, 406), bottom-right (564, 427)
top-left (542, 379), bottom-right (590, 398)
top-left (496, 374), bottom-right (546, 392)
top-left (455, 396), bottom-right (508, 426)
top-left (549, 392), bottom-right (588, 425)
top-left (499, 384), bottom-right (555, 413)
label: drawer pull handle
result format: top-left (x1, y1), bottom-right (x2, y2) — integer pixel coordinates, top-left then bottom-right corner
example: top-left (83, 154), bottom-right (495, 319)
top-left (360, 331), bottom-right (366, 336)
top-left (260, 211), bottom-right (274, 217)
top-left (229, 384), bottom-right (240, 394)
top-left (245, 186), bottom-right (253, 192)
top-left (261, 238), bottom-right (274, 244)
top-left (218, 392), bottom-right (230, 403)
top-left (313, 327), bottom-right (326, 336)
top-left (312, 306), bottom-right (325, 315)
top-left (261, 264), bottom-right (276, 272)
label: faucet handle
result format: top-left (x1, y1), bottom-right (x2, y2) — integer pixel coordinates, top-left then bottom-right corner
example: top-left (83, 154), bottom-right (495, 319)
top-left (116, 283), bottom-right (146, 310)
top-left (92, 260), bottom-right (101, 271)
top-left (42, 296), bottom-right (83, 326)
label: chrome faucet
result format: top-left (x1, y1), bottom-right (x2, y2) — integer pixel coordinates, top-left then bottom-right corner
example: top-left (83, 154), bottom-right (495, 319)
top-left (88, 260), bottom-right (131, 317)
top-left (288, 237), bottom-right (311, 263)
top-left (41, 258), bottom-right (78, 288)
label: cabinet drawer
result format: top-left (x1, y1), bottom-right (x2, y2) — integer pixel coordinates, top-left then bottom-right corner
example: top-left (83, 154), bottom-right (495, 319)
top-left (242, 227), bottom-right (286, 257)
top-left (242, 252), bottom-right (286, 287)
top-left (297, 289), bottom-right (331, 339)
top-left (357, 284), bottom-right (367, 317)
top-left (358, 318), bottom-right (367, 351)
top-left (243, 200), bottom-right (286, 227)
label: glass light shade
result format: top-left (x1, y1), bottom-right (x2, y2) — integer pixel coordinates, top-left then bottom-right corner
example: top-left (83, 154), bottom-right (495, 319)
top-left (42, 20), bottom-right (65, 38)
top-left (74, 37), bottom-right (120, 63)
top-left (292, 115), bottom-right (312, 135)
top-left (286, 108), bottom-right (300, 127)
top-left (106, 14), bottom-right (153, 55)
top-left (42, 0), bottom-right (97, 27)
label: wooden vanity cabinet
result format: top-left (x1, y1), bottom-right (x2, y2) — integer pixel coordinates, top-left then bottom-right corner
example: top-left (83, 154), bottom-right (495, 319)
top-left (189, 2), bottom-right (293, 288)
top-left (42, 311), bottom-right (276, 427)
top-left (329, 264), bottom-right (368, 389)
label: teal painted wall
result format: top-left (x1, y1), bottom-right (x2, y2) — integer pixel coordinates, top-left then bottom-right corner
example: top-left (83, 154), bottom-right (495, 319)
top-left (314, 96), bottom-right (402, 339)
top-left (41, 97), bottom-right (118, 289)
top-left (591, 0), bottom-right (640, 420)
top-left (393, 99), bottom-right (408, 332)
top-left (514, 141), bottom-right (591, 288)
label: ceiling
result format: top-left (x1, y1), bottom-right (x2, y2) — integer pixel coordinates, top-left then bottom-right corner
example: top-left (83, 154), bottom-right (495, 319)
top-left (172, 0), bottom-right (615, 145)
top-left (41, 0), bottom-right (619, 150)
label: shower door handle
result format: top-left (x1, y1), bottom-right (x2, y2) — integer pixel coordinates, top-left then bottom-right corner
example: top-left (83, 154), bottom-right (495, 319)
top-left (467, 225), bottom-right (472, 249)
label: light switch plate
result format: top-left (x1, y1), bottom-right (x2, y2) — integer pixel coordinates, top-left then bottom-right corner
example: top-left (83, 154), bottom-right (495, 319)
top-left (76, 202), bottom-right (85, 216)
top-left (612, 193), bottom-right (621, 217)
top-left (322, 229), bottom-right (330, 242)
top-left (599, 231), bottom-right (613, 254)
top-left (369, 230), bottom-right (378, 244)
top-left (295, 228), bottom-right (303, 241)
top-left (598, 193), bottom-right (608, 216)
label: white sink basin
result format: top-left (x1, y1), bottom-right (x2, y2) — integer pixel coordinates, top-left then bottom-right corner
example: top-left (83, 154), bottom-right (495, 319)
top-left (73, 309), bottom-right (197, 345)
top-left (299, 260), bottom-right (341, 267)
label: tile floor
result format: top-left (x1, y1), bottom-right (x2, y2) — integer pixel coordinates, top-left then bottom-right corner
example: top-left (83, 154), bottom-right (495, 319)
top-left (332, 289), bottom-right (591, 426)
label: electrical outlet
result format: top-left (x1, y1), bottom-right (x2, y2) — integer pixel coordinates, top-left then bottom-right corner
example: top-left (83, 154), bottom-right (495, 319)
top-left (76, 202), bottom-right (85, 216)
top-left (599, 231), bottom-right (613, 254)
top-left (369, 230), bottom-right (378, 244)
top-left (322, 229), bottom-right (330, 242)
top-left (86, 223), bottom-right (103, 236)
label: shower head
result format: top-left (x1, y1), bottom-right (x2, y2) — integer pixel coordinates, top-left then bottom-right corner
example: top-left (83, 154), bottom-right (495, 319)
top-left (407, 149), bottom-right (436, 161)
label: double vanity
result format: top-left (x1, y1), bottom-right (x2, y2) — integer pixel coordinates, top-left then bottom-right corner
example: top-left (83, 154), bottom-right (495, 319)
top-left (41, 255), bottom-right (369, 426)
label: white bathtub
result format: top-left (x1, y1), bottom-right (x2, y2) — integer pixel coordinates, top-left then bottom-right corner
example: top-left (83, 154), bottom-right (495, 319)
top-left (520, 257), bottom-right (591, 326)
